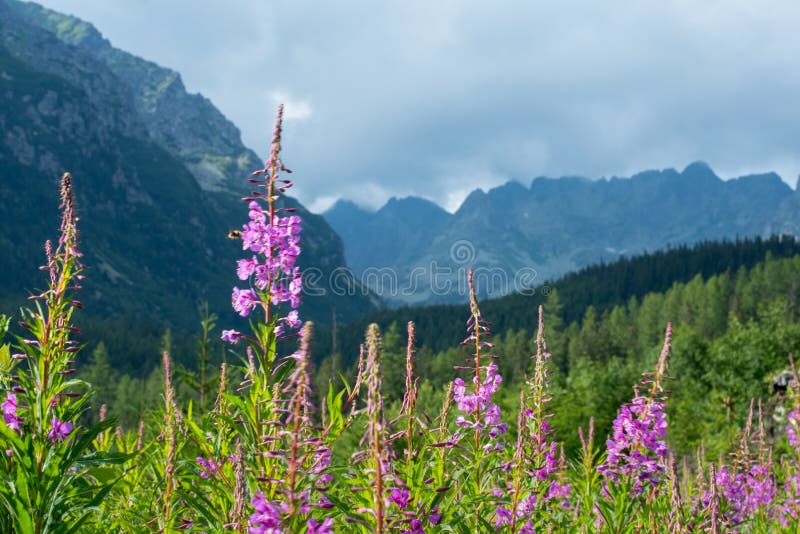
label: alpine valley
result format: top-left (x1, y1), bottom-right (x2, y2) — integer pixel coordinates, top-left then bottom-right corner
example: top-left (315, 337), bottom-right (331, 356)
top-left (325, 162), bottom-right (800, 305)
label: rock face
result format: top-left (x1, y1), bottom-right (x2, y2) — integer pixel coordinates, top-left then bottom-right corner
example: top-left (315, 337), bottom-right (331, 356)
top-left (326, 162), bottom-right (798, 305)
top-left (0, 0), bottom-right (377, 327)
top-left (6, 0), bottom-right (257, 193)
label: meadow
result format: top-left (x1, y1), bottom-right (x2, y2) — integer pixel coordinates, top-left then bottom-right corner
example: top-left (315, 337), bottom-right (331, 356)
top-left (1, 105), bottom-right (799, 533)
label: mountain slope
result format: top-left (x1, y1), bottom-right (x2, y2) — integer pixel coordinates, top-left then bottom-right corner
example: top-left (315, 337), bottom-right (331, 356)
top-left (326, 162), bottom-right (796, 305)
top-left (0, 0), bottom-right (377, 331)
top-left (326, 196), bottom-right (450, 276)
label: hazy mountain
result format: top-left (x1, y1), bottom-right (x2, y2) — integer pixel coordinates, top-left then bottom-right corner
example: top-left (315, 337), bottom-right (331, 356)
top-left (325, 161), bottom-right (797, 305)
top-left (0, 0), bottom-right (377, 329)
top-left (326, 196), bottom-right (450, 275)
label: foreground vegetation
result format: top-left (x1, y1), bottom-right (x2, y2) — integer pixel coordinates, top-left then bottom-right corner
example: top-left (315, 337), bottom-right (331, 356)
top-left (2, 107), bottom-right (800, 532)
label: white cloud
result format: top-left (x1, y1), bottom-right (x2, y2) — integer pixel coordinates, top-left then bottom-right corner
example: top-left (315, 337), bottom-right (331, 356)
top-left (36, 0), bottom-right (800, 211)
top-left (307, 194), bottom-right (339, 214)
top-left (270, 90), bottom-right (313, 121)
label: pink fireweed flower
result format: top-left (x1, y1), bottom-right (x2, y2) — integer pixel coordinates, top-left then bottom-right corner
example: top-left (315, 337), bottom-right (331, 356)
top-left (781, 471), bottom-right (800, 525)
top-left (2, 392), bottom-right (22, 432)
top-left (196, 456), bottom-right (220, 479)
top-left (47, 416), bottom-right (74, 443)
top-left (221, 329), bottom-right (244, 344)
top-left (390, 488), bottom-right (410, 509)
top-left (702, 464), bottom-right (747, 524)
top-left (453, 363), bottom-right (507, 442)
top-left (306, 518), bottom-right (333, 534)
top-left (232, 287), bottom-right (259, 317)
top-left (451, 269), bottom-right (507, 453)
top-left (744, 462), bottom-right (775, 515)
top-left (598, 324), bottom-right (672, 497)
top-left (273, 310), bottom-right (302, 338)
top-left (597, 396), bottom-right (668, 495)
top-left (402, 520), bottom-right (425, 534)
top-left (249, 491), bottom-right (284, 533)
top-left (237, 256), bottom-right (259, 280)
top-left (226, 107), bottom-right (304, 339)
top-left (494, 507), bottom-right (512, 527)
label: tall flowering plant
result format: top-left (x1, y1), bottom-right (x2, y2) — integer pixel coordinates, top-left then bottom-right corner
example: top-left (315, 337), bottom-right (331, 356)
top-left (502, 306), bottom-right (571, 532)
top-left (446, 268), bottom-right (509, 529)
top-left (215, 105), bottom-right (332, 533)
top-left (595, 323), bottom-right (673, 531)
top-left (223, 103), bottom-right (303, 363)
top-left (0, 173), bottom-right (127, 533)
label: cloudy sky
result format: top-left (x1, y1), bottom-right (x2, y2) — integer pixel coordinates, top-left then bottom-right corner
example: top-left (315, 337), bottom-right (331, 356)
top-left (37, 0), bottom-right (800, 212)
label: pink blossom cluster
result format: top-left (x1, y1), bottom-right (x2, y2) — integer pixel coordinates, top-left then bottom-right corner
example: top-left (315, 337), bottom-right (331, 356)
top-left (597, 396), bottom-right (668, 495)
top-left (2, 392), bottom-right (22, 432)
top-left (231, 202), bottom-right (302, 319)
top-left (248, 491), bottom-right (334, 534)
top-left (453, 363), bottom-right (508, 447)
top-left (47, 416), bottom-right (73, 443)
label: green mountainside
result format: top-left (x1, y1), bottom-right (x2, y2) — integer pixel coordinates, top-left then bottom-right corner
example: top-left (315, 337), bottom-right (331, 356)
top-left (0, 0), bottom-right (377, 347)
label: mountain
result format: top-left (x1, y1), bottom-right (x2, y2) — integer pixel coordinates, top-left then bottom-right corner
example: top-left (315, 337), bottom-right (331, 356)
top-left (0, 0), bottom-right (377, 332)
top-left (326, 196), bottom-right (450, 278)
top-left (314, 235), bottom-right (800, 363)
top-left (325, 162), bottom-right (796, 305)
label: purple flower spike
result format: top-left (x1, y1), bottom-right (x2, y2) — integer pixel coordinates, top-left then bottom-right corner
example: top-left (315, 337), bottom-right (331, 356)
top-left (47, 416), bottom-right (73, 443)
top-left (598, 324), bottom-right (672, 497)
top-left (225, 106), bottom-right (304, 337)
top-left (597, 397), bottom-right (668, 495)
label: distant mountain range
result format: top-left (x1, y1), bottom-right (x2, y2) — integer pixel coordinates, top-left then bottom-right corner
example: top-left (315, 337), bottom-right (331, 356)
top-left (325, 162), bottom-right (800, 305)
top-left (0, 0), bottom-right (377, 329)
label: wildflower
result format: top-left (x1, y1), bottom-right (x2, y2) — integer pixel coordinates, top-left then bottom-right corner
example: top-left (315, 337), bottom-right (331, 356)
top-left (311, 448), bottom-right (332, 474)
top-left (226, 104), bottom-right (303, 345)
top-left (451, 270), bottom-right (506, 445)
top-left (390, 488), bottom-right (410, 509)
top-left (598, 324), bottom-right (672, 497)
top-left (494, 507), bottom-right (512, 527)
top-left (221, 329), bottom-right (244, 344)
top-left (2, 392), bottom-right (21, 432)
top-left (744, 462), bottom-right (775, 514)
top-left (306, 518), bottom-right (333, 534)
top-left (249, 491), bottom-right (284, 533)
top-left (703, 464), bottom-right (746, 524)
top-left (196, 456), bottom-right (220, 479)
top-left (508, 307), bottom-right (571, 527)
top-left (782, 471), bottom-right (800, 525)
top-left (364, 324), bottom-right (390, 532)
top-left (232, 287), bottom-right (259, 317)
top-left (237, 256), bottom-right (259, 280)
top-left (401, 519), bottom-right (424, 534)
top-left (428, 507), bottom-right (442, 525)
top-left (47, 416), bottom-right (74, 443)
top-left (597, 396), bottom-right (668, 493)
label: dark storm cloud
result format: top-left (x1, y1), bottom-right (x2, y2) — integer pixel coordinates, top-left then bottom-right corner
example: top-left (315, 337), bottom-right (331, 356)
top-left (38, 0), bottom-right (800, 212)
